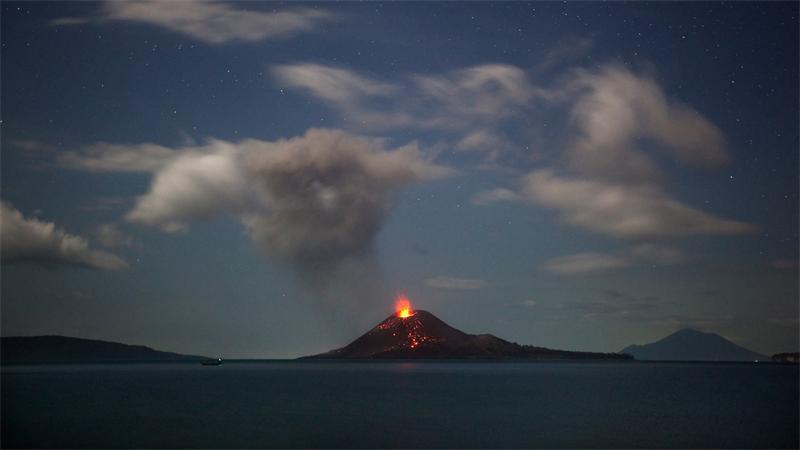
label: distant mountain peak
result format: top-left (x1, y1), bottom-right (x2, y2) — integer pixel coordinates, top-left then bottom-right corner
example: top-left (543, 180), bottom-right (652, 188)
top-left (674, 327), bottom-right (706, 334)
top-left (671, 328), bottom-right (717, 337)
top-left (621, 329), bottom-right (767, 362)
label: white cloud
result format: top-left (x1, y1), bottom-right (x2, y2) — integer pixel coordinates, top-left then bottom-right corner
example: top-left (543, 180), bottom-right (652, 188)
top-left (412, 64), bottom-right (539, 126)
top-left (456, 130), bottom-right (513, 160)
top-left (57, 58), bottom-right (753, 273)
top-left (629, 243), bottom-right (689, 265)
top-left (523, 170), bottom-right (755, 239)
top-left (1, 202), bottom-right (127, 270)
top-left (126, 142), bottom-right (251, 232)
top-left (425, 276), bottom-right (487, 290)
top-left (566, 65), bottom-right (729, 181)
top-left (470, 188), bottom-right (523, 206)
top-left (273, 63), bottom-right (542, 135)
top-left (272, 63), bottom-right (416, 129)
top-left (8, 139), bottom-right (56, 153)
top-left (542, 252), bottom-right (631, 275)
top-left (54, 1), bottom-right (335, 44)
top-left (542, 243), bottom-right (689, 276)
top-left (273, 63), bottom-right (726, 173)
top-left (50, 17), bottom-right (92, 26)
top-left (273, 63), bottom-right (398, 105)
top-left (472, 65), bottom-right (752, 242)
top-left (58, 142), bottom-right (177, 173)
top-left (95, 223), bottom-right (135, 249)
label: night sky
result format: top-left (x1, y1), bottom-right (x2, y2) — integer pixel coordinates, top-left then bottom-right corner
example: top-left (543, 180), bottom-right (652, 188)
top-left (2, 1), bottom-right (797, 358)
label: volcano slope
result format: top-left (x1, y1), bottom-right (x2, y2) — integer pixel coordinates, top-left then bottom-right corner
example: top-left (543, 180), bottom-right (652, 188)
top-left (303, 310), bottom-right (631, 360)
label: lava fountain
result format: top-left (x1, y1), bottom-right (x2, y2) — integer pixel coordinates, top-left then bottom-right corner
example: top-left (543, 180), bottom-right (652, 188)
top-left (395, 294), bottom-right (413, 318)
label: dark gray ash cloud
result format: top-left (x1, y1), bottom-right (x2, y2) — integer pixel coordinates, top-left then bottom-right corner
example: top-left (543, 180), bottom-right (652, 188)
top-left (61, 128), bottom-right (454, 283)
top-left (241, 129), bottom-right (453, 268)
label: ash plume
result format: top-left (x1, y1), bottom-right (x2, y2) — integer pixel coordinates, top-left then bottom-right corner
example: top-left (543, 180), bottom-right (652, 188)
top-left (70, 128), bottom-right (453, 316)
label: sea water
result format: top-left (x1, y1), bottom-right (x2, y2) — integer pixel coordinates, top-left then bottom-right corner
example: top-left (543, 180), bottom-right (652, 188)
top-left (2, 361), bottom-right (797, 448)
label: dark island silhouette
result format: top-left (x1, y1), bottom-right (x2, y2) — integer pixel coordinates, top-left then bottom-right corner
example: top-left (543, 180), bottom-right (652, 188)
top-left (771, 352), bottom-right (799, 363)
top-left (0, 335), bottom-right (209, 364)
top-left (620, 328), bottom-right (768, 361)
top-left (303, 309), bottom-right (630, 360)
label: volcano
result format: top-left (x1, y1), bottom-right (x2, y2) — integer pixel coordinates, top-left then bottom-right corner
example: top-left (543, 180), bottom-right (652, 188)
top-left (304, 309), bottom-right (630, 360)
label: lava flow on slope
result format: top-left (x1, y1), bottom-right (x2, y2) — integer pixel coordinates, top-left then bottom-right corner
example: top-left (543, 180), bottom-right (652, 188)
top-left (303, 295), bottom-right (631, 360)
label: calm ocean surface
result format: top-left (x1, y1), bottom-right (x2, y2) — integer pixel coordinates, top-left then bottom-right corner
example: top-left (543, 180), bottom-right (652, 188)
top-left (2, 361), bottom-right (797, 448)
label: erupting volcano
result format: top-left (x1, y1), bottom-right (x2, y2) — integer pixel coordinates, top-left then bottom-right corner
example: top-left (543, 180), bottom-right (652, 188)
top-left (395, 295), bottom-right (413, 319)
top-left (304, 296), bottom-right (631, 360)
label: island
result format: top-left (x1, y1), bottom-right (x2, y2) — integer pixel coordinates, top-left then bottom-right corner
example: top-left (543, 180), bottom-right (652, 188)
top-left (620, 328), bottom-right (768, 362)
top-left (771, 352), bottom-right (800, 363)
top-left (303, 308), bottom-right (631, 360)
top-left (0, 335), bottom-right (209, 364)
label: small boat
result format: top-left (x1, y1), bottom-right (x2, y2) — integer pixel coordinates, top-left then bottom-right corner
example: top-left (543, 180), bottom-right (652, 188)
top-left (201, 358), bottom-right (222, 366)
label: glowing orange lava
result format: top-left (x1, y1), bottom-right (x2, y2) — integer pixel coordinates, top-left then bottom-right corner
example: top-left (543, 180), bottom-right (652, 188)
top-left (395, 294), bottom-right (413, 318)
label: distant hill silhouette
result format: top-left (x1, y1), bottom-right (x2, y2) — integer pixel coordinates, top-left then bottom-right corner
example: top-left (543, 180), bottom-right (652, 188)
top-left (304, 309), bottom-right (630, 360)
top-left (1, 336), bottom-right (208, 363)
top-left (771, 352), bottom-right (799, 363)
top-left (620, 329), bottom-right (767, 361)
